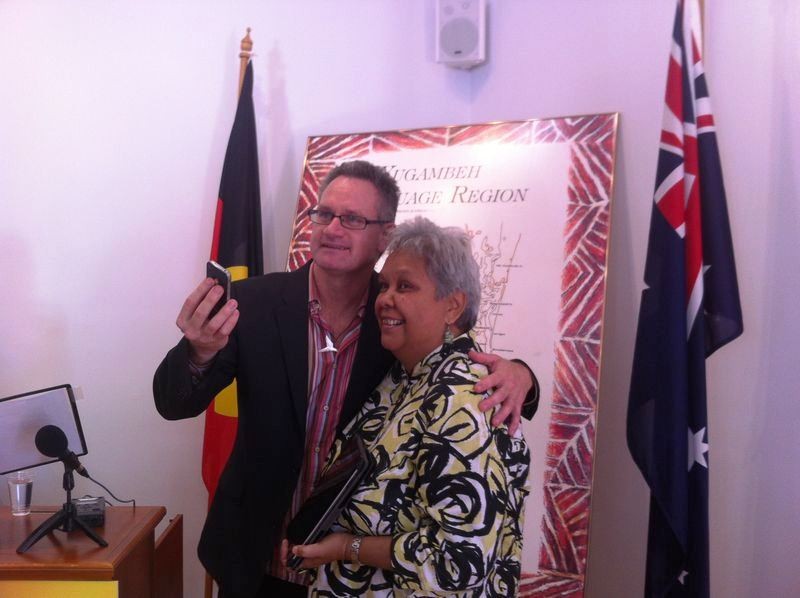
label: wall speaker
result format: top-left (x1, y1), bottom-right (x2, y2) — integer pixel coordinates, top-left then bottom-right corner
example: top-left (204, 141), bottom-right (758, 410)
top-left (435, 0), bottom-right (486, 69)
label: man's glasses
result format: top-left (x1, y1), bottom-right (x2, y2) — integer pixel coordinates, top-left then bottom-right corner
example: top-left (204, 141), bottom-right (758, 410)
top-left (307, 208), bottom-right (391, 230)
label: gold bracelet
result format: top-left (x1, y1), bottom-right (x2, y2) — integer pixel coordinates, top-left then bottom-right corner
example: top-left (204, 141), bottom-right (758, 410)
top-left (349, 534), bottom-right (363, 564)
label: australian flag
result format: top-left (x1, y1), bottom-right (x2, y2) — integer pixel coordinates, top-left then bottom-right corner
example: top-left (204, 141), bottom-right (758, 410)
top-left (627, 1), bottom-right (743, 596)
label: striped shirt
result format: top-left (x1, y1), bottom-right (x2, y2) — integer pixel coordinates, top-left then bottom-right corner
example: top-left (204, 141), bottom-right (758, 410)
top-left (270, 264), bottom-right (367, 584)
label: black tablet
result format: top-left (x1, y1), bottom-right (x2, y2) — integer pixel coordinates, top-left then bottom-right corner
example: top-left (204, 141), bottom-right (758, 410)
top-left (286, 434), bottom-right (374, 569)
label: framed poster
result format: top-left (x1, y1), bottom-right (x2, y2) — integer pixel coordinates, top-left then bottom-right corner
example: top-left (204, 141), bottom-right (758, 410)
top-left (287, 114), bottom-right (618, 596)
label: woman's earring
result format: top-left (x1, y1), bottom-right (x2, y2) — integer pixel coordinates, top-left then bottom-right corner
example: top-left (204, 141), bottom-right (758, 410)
top-left (443, 325), bottom-right (454, 346)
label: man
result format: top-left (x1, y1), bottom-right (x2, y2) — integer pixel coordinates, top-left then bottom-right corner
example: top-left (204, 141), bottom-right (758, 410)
top-left (153, 160), bottom-right (538, 598)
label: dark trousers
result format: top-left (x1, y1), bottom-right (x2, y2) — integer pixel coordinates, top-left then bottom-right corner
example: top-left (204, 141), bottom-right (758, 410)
top-left (219, 574), bottom-right (307, 598)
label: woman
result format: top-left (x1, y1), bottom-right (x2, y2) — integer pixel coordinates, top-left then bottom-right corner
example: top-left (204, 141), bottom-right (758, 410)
top-left (288, 217), bottom-right (530, 597)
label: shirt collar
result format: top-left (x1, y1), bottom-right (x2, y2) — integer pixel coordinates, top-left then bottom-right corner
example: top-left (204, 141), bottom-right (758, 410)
top-left (392, 332), bottom-right (476, 380)
top-left (307, 263), bottom-right (368, 325)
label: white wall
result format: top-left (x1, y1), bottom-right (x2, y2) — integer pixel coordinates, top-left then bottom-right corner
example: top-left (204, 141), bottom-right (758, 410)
top-left (1, 2), bottom-right (797, 597)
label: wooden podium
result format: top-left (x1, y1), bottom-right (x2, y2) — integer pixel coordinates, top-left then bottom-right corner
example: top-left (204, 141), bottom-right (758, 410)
top-left (0, 505), bottom-right (182, 598)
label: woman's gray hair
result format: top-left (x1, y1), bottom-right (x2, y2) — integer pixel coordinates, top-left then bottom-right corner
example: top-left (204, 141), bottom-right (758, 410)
top-left (386, 217), bottom-right (481, 331)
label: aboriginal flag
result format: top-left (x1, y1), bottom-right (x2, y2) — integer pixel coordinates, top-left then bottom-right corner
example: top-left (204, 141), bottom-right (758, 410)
top-left (202, 61), bottom-right (263, 504)
top-left (627, 1), bottom-right (743, 596)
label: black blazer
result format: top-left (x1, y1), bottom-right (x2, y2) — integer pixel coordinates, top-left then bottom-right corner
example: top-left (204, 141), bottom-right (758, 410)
top-left (153, 262), bottom-right (394, 597)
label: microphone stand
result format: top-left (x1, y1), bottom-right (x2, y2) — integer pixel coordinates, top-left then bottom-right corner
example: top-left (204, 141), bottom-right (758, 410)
top-left (17, 460), bottom-right (108, 553)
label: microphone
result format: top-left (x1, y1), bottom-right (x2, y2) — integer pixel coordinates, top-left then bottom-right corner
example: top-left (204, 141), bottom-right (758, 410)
top-left (34, 425), bottom-right (90, 478)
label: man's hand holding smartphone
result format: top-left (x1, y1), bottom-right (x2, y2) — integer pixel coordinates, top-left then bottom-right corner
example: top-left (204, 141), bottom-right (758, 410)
top-left (176, 262), bottom-right (239, 365)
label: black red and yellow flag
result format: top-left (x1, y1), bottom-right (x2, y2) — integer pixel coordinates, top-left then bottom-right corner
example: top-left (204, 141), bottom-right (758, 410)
top-left (202, 60), bottom-right (263, 504)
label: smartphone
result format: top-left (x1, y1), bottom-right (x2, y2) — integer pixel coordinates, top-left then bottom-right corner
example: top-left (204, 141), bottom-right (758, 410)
top-left (206, 260), bottom-right (231, 318)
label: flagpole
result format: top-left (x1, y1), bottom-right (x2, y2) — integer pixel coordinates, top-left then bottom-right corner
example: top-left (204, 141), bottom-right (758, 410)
top-left (205, 28), bottom-right (257, 598)
top-left (698, 0), bottom-right (705, 50)
top-left (238, 28), bottom-right (253, 98)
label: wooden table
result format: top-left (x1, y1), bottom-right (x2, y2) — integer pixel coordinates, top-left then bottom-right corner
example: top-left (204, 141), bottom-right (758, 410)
top-left (0, 505), bottom-right (167, 597)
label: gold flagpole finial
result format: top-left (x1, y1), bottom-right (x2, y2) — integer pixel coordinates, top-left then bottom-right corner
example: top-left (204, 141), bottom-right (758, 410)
top-left (238, 28), bottom-right (253, 97)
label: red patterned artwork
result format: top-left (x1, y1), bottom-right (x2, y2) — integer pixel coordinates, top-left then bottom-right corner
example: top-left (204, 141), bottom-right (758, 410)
top-left (286, 115), bottom-right (618, 596)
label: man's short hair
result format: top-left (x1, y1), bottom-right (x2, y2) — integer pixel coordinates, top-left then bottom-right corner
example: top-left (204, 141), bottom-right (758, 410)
top-left (318, 160), bottom-right (400, 221)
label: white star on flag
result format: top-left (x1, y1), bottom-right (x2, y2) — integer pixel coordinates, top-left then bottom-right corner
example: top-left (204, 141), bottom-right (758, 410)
top-left (678, 570), bottom-right (688, 585)
top-left (688, 427), bottom-right (709, 470)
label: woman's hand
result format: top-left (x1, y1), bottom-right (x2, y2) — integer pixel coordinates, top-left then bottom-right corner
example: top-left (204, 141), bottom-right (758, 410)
top-left (286, 533), bottom-right (352, 569)
top-left (470, 350), bottom-right (533, 435)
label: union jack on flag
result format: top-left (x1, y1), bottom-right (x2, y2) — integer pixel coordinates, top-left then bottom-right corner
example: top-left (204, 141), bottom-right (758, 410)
top-left (627, 1), bottom-right (743, 596)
